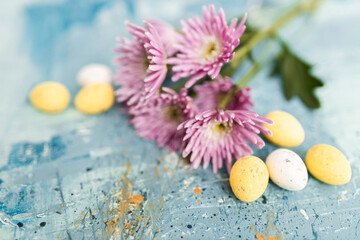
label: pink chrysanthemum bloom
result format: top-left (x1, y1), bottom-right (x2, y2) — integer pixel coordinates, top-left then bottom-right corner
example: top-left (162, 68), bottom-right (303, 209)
top-left (114, 37), bottom-right (146, 106)
top-left (168, 5), bottom-right (247, 88)
top-left (194, 75), bottom-right (254, 111)
top-left (148, 20), bottom-right (182, 56)
top-left (114, 21), bottom-right (167, 103)
top-left (178, 109), bottom-right (272, 173)
top-left (130, 88), bottom-right (197, 151)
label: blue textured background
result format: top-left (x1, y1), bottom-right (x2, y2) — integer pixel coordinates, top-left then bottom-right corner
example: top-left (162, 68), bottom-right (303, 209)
top-left (0, 0), bottom-right (359, 239)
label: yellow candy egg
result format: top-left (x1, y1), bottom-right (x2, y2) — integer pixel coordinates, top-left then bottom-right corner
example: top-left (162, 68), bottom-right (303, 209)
top-left (262, 110), bottom-right (305, 147)
top-left (305, 144), bottom-right (351, 185)
top-left (230, 156), bottom-right (269, 202)
top-left (30, 82), bottom-right (70, 113)
top-left (75, 83), bottom-right (115, 114)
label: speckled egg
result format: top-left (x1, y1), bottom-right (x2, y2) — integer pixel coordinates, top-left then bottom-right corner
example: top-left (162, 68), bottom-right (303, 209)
top-left (262, 110), bottom-right (305, 147)
top-left (306, 144), bottom-right (351, 185)
top-left (266, 149), bottom-right (308, 191)
top-left (230, 156), bottom-right (269, 202)
top-left (30, 82), bottom-right (70, 113)
top-left (75, 83), bottom-right (115, 114)
top-left (77, 64), bottom-right (112, 87)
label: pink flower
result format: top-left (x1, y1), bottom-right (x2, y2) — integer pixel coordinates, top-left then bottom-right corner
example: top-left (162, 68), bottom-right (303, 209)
top-left (226, 87), bottom-right (254, 111)
top-left (114, 37), bottom-right (146, 106)
top-left (194, 75), bottom-right (254, 111)
top-left (148, 20), bottom-right (182, 56)
top-left (178, 109), bottom-right (272, 173)
top-left (114, 21), bottom-right (167, 103)
top-left (168, 5), bottom-right (247, 88)
top-left (130, 88), bottom-right (197, 151)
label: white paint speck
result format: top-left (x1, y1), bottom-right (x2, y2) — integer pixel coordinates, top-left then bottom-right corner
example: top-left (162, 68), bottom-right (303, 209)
top-left (354, 188), bottom-right (360, 196)
top-left (334, 227), bottom-right (348, 232)
top-left (90, 147), bottom-right (112, 158)
top-left (218, 199), bottom-right (224, 203)
top-left (179, 177), bottom-right (195, 193)
top-left (36, 212), bottom-right (47, 218)
top-left (0, 212), bottom-right (17, 226)
top-left (300, 209), bottom-right (309, 220)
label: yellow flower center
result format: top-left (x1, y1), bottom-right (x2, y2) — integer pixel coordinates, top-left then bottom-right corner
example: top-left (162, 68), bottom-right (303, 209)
top-left (201, 36), bottom-right (222, 62)
top-left (206, 121), bottom-right (232, 139)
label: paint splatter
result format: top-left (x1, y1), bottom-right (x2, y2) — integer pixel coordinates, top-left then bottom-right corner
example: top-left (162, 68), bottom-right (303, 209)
top-left (102, 162), bottom-right (165, 239)
top-left (1, 136), bottom-right (66, 171)
top-left (154, 166), bottom-right (159, 176)
top-left (193, 188), bottom-right (201, 195)
top-left (250, 210), bottom-right (285, 240)
top-left (300, 209), bottom-right (309, 220)
top-left (128, 195), bottom-right (144, 204)
top-left (105, 166), bottom-right (145, 237)
top-left (266, 211), bottom-right (275, 231)
top-left (255, 232), bottom-right (285, 240)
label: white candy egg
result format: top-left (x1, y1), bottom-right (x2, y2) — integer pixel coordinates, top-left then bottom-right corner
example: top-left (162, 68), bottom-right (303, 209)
top-left (77, 63), bottom-right (112, 87)
top-left (266, 149), bottom-right (308, 191)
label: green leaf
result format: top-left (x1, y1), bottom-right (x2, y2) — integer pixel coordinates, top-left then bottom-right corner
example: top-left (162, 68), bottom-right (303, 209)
top-left (271, 43), bottom-right (324, 109)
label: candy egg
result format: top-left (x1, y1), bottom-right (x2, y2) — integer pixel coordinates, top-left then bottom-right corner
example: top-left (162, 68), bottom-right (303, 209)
top-left (266, 149), bottom-right (308, 191)
top-left (262, 110), bottom-right (305, 147)
top-left (305, 144), bottom-right (351, 185)
top-left (77, 64), bottom-right (112, 87)
top-left (30, 82), bottom-right (70, 113)
top-left (230, 156), bottom-right (269, 202)
top-left (75, 83), bottom-right (115, 114)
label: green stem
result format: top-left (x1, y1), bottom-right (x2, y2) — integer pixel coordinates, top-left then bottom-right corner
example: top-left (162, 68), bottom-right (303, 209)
top-left (218, 0), bottom-right (323, 109)
top-left (236, 62), bottom-right (261, 88)
top-left (229, 0), bottom-right (322, 69)
top-left (218, 87), bottom-right (236, 109)
top-left (218, 61), bottom-right (261, 109)
top-left (169, 78), bottom-right (188, 92)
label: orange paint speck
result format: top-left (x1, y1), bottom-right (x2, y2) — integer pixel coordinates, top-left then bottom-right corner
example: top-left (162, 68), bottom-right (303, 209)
top-left (250, 226), bottom-right (255, 231)
top-left (154, 166), bottom-right (159, 176)
top-left (255, 232), bottom-right (283, 240)
top-left (164, 168), bottom-right (168, 173)
top-left (128, 195), bottom-right (144, 204)
top-left (340, 197), bottom-right (343, 199)
top-left (255, 233), bottom-right (265, 240)
top-left (126, 162), bottom-right (131, 173)
top-left (75, 225), bottom-right (79, 229)
top-left (124, 222), bottom-right (131, 229)
top-left (193, 188), bottom-right (201, 195)
top-left (197, 199), bottom-right (200, 203)
top-left (214, 211), bottom-right (218, 214)
top-left (56, 237), bottom-right (61, 239)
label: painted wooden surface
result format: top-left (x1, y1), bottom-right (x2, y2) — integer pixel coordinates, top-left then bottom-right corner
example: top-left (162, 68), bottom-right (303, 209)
top-left (0, 0), bottom-right (359, 239)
